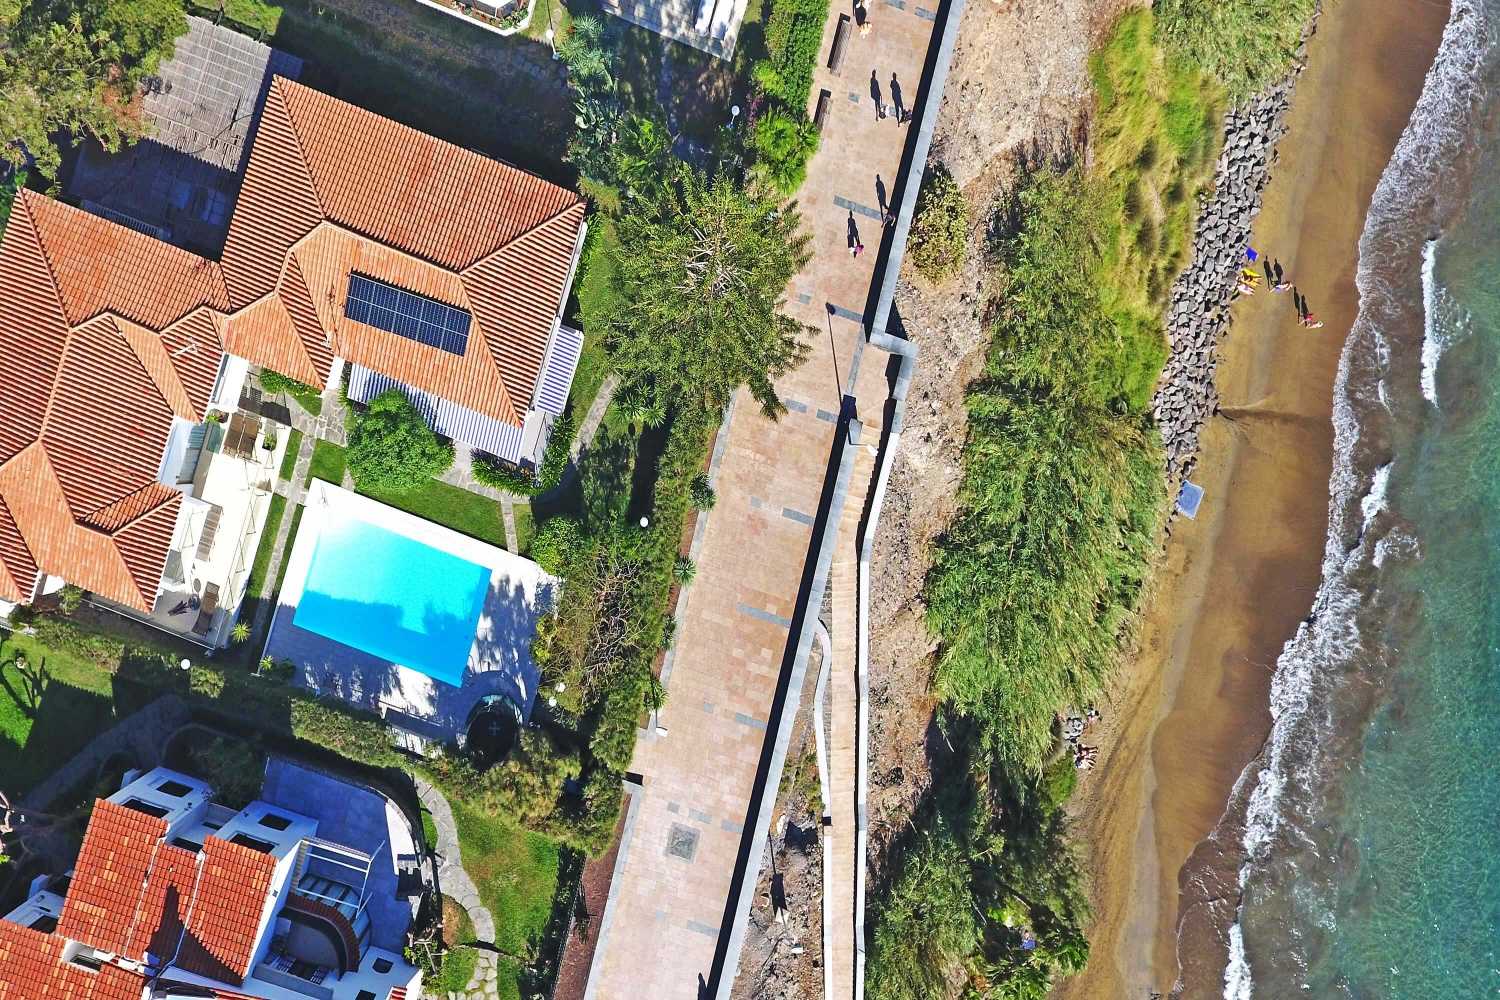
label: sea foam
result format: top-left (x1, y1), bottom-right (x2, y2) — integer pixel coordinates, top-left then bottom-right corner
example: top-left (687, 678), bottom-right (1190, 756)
top-left (1220, 3), bottom-right (1493, 995)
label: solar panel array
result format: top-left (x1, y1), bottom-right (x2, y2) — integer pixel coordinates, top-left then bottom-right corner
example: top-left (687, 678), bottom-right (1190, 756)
top-left (345, 274), bottom-right (471, 356)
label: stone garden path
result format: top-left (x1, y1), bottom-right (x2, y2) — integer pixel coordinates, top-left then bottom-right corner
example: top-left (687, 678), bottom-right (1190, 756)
top-left (414, 776), bottom-right (503, 1000)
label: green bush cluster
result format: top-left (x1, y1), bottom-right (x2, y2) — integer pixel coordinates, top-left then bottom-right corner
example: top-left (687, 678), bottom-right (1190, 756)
top-left (749, 108), bottom-right (820, 197)
top-left (471, 455), bottom-right (539, 496)
top-left (756, 0), bottom-right (830, 111)
top-left (530, 516), bottom-right (584, 576)
top-left (258, 368), bottom-right (321, 414)
top-left (908, 166), bottom-right (969, 284)
top-left (868, 757), bottom-right (1091, 1000)
top-left (538, 409), bottom-right (576, 491)
top-left (348, 389), bottom-right (454, 495)
top-left (927, 168), bottom-right (1164, 772)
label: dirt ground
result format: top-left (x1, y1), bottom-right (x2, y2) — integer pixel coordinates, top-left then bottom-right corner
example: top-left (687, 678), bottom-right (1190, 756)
top-left (864, 0), bottom-right (1131, 876)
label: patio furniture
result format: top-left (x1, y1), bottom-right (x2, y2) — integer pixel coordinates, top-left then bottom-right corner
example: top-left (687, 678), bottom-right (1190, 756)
top-left (192, 583), bottom-right (219, 636)
top-left (828, 15), bottom-right (851, 74)
top-left (815, 89), bottom-right (832, 130)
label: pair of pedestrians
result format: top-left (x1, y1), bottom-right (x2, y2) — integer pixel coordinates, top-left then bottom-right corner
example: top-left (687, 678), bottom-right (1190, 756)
top-left (869, 70), bottom-right (911, 124)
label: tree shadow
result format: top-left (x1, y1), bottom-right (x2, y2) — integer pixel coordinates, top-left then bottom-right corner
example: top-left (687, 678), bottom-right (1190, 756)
top-left (0, 653), bottom-right (50, 718)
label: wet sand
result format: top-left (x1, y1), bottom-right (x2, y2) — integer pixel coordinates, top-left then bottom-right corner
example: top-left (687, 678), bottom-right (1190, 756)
top-left (1054, 1), bottom-right (1450, 998)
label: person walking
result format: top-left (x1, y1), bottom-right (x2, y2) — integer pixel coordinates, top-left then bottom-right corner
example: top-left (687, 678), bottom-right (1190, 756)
top-left (870, 70), bottom-right (885, 120)
top-left (890, 73), bottom-right (906, 123)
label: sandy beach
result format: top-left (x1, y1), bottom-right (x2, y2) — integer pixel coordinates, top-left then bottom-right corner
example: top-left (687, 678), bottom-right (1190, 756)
top-left (1053, 1), bottom-right (1450, 997)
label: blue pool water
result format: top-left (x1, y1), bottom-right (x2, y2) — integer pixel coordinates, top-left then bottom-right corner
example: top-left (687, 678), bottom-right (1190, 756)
top-left (292, 516), bottom-right (491, 685)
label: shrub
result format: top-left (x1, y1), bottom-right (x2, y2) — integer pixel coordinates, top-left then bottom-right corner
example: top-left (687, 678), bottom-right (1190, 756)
top-left (426, 729), bottom-right (582, 830)
top-left (749, 110), bottom-right (821, 197)
top-left (673, 556), bottom-right (696, 585)
top-left (56, 585), bottom-right (83, 615)
top-left (348, 389), bottom-right (454, 494)
top-left (471, 454), bottom-right (539, 496)
top-left (531, 517), bottom-right (585, 576)
top-left (539, 410), bottom-right (576, 491)
top-left (689, 473), bottom-right (716, 510)
top-left (258, 369), bottom-right (321, 414)
top-left (184, 736), bottom-right (265, 810)
top-left (257, 369), bottom-right (313, 397)
top-left (760, 0), bottom-right (831, 109)
top-left (229, 621), bottom-right (251, 644)
top-left (908, 166), bottom-right (969, 283)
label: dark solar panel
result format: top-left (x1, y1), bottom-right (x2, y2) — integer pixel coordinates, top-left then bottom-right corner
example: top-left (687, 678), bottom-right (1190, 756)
top-left (345, 274), bottom-right (471, 356)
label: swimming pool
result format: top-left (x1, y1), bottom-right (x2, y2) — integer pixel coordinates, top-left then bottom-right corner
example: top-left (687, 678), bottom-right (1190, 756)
top-left (292, 516), bottom-right (492, 685)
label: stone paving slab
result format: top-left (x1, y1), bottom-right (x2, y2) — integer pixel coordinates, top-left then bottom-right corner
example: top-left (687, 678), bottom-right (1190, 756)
top-left (583, 4), bottom-right (938, 996)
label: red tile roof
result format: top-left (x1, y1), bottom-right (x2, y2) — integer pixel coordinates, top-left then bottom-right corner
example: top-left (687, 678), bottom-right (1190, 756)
top-left (0, 193), bottom-right (221, 610)
top-left (220, 77), bottom-right (586, 424)
top-left (0, 922), bottom-right (146, 1000)
top-left (0, 76), bottom-right (585, 611)
top-left (55, 800), bottom-right (277, 984)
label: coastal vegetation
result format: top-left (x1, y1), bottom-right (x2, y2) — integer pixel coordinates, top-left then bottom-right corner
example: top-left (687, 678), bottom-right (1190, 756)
top-left (1156, 0), bottom-right (1315, 98)
top-left (909, 165), bottom-right (969, 283)
top-left (868, 7), bottom-right (1241, 997)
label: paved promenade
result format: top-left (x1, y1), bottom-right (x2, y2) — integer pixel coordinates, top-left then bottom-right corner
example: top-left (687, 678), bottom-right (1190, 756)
top-left (582, 2), bottom-right (942, 997)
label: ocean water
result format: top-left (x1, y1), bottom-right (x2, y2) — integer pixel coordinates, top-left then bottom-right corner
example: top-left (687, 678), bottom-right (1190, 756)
top-left (1223, 2), bottom-right (1500, 997)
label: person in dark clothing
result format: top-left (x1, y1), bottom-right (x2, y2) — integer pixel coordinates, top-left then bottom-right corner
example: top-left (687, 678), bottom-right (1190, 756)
top-left (847, 211), bottom-right (861, 255)
top-left (876, 174), bottom-right (889, 217)
top-left (870, 70), bottom-right (885, 119)
top-left (890, 73), bottom-right (906, 122)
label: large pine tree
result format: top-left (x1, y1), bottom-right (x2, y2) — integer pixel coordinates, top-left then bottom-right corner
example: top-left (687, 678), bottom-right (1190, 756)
top-left (602, 171), bottom-right (814, 422)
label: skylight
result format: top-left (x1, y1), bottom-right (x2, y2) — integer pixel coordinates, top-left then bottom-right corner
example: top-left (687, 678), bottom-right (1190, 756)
top-left (344, 274), bottom-right (471, 356)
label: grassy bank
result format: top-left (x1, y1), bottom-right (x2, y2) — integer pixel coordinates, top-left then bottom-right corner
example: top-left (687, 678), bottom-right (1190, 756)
top-left (867, 9), bottom-right (1239, 998)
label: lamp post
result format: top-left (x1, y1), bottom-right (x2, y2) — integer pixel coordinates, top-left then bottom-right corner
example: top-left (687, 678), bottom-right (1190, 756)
top-left (545, 26), bottom-right (557, 58)
top-left (730, 104), bottom-right (741, 128)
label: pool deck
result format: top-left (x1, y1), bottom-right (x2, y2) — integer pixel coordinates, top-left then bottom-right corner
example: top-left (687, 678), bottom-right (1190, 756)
top-left (265, 480), bottom-right (558, 740)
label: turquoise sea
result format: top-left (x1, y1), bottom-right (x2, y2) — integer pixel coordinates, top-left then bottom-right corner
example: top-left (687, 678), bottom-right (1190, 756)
top-left (1225, 2), bottom-right (1500, 996)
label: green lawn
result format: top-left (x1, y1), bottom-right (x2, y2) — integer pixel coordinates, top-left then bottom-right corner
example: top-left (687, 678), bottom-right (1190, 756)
top-left (452, 801), bottom-right (560, 991)
top-left (288, 385), bottom-right (322, 416)
top-left (0, 631), bottom-right (117, 794)
top-left (273, 505), bottom-right (305, 597)
top-left (190, 0), bottom-right (283, 36)
top-left (278, 429), bottom-right (304, 481)
top-left (307, 440), bottom-right (347, 487)
top-left (512, 503), bottom-right (534, 556)
top-left (246, 494), bottom-right (288, 602)
top-left (359, 479), bottom-right (507, 548)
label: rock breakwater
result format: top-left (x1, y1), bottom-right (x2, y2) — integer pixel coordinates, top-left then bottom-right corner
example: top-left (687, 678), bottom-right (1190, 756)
top-left (1154, 67), bottom-right (1309, 490)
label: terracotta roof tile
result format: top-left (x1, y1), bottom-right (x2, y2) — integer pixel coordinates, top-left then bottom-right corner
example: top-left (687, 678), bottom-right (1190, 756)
top-left (23, 190), bottom-right (227, 328)
top-left (58, 799), bottom-right (169, 955)
top-left (220, 82), bottom-right (325, 310)
top-left (0, 496), bottom-right (35, 603)
top-left (0, 446), bottom-right (150, 608)
top-left (220, 293), bottom-right (321, 386)
top-left (41, 317), bottom-right (178, 518)
top-left (461, 207), bottom-right (586, 417)
top-left (0, 922), bottom-right (146, 1000)
top-left (117, 317), bottom-right (199, 421)
top-left (180, 836), bottom-right (278, 981)
top-left (161, 309), bottom-right (228, 417)
top-left (274, 78), bottom-right (579, 269)
top-left (55, 801), bottom-right (277, 983)
top-left (0, 197), bottom-right (71, 464)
